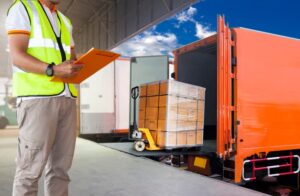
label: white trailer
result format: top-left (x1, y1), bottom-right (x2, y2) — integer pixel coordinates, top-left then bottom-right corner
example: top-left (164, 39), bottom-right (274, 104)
top-left (79, 58), bottom-right (130, 134)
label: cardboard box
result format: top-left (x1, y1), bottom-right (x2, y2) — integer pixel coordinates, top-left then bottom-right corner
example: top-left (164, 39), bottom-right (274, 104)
top-left (145, 107), bottom-right (158, 120)
top-left (178, 97), bottom-right (197, 109)
top-left (188, 86), bottom-right (199, 98)
top-left (146, 96), bottom-right (159, 107)
top-left (187, 130), bottom-right (196, 145)
top-left (157, 131), bottom-right (177, 147)
top-left (158, 120), bottom-right (177, 131)
top-left (150, 130), bottom-right (157, 143)
top-left (147, 83), bottom-right (159, 96)
top-left (198, 88), bottom-right (206, 100)
top-left (159, 95), bottom-right (177, 107)
top-left (139, 97), bottom-right (146, 109)
top-left (197, 100), bottom-right (205, 110)
top-left (145, 120), bottom-right (157, 130)
top-left (140, 85), bottom-right (147, 97)
top-left (159, 106), bottom-right (177, 120)
top-left (177, 131), bottom-right (187, 145)
top-left (197, 110), bottom-right (204, 129)
top-left (197, 121), bottom-right (204, 130)
top-left (177, 121), bottom-right (197, 131)
top-left (160, 80), bottom-right (178, 95)
top-left (139, 119), bottom-right (145, 128)
top-left (196, 130), bottom-right (203, 145)
top-left (139, 109), bottom-right (145, 120)
top-left (156, 130), bottom-right (203, 147)
top-left (139, 80), bottom-right (205, 148)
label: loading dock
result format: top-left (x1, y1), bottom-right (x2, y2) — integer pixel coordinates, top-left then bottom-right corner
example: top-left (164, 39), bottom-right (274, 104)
top-left (0, 129), bottom-right (264, 196)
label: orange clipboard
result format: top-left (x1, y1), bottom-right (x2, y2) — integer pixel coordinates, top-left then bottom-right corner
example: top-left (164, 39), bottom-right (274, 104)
top-left (51, 48), bottom-right (120, 84)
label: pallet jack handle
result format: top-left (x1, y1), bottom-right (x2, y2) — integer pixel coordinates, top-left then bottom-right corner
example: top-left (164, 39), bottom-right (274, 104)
top-left (131, 86), bottom-right (139, 132)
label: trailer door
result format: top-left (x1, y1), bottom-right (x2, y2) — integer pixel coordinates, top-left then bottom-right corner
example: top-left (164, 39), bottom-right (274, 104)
top-left (217, 16), bottom-right (234, 158)
top-left (129, 56), bottom-right (169, 138)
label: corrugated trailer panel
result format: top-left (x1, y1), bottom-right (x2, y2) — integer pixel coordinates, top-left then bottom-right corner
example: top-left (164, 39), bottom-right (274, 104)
top-left (235, 28), bottom-right (300, 155)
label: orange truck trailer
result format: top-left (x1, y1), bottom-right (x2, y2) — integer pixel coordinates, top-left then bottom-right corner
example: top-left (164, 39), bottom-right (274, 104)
top-left (173, 16), bottom-right (300, 183)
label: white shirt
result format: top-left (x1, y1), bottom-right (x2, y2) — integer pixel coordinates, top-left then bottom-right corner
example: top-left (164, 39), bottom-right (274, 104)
top-left (5, 1), bottom-right (76, 101)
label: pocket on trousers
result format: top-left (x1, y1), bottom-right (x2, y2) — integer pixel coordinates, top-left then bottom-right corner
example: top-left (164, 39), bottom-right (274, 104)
top-left (17, 137), bottom-right (42, 170)
top-left (16, 107), bottom-right (26, 128)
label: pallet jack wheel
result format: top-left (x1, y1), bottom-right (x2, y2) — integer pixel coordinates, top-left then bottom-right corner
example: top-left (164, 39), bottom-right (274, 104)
top-left (134, 140), bottom-right (146, 152)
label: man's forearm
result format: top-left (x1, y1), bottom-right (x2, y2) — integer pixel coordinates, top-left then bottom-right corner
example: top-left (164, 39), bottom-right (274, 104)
top-left (11, 51), bottom-right (48, 75)
top-left (9, 34), bottom-right (48, 75)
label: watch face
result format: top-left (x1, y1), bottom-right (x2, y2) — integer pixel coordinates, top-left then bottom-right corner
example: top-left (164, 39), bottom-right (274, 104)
top-left (46, 67), bottom-right (53, 76)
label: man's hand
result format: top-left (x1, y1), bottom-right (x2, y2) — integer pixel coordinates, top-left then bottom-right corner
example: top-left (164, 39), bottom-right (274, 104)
top-left (53, 60), bottom-right (84, 78)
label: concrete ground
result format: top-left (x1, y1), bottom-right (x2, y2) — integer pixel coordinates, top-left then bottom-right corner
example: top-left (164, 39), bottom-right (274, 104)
top-left (0, 128), bottom-right (266, 196)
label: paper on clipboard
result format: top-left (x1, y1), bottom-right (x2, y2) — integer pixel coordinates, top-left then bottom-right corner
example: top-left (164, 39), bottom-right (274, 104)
top-left (51, 48), bottom-right (120, 84)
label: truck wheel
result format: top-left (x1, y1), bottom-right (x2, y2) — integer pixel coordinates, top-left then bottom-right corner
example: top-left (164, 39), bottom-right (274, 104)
top-left (134, 141), bottom-right (146, 152)
top-left (0, 116), bottom-right (9, 129)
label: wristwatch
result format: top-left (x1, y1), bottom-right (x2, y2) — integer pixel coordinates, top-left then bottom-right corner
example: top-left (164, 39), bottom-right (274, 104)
top-left (45, 62), bottom-right (55, 77)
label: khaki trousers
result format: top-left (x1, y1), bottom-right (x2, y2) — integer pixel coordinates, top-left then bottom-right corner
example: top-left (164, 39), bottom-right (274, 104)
top-left (12, 97), bottom-right (77, 196)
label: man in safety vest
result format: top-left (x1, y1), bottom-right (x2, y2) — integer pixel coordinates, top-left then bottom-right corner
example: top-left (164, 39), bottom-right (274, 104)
top-left (6, 0), bottom-right (83, 195)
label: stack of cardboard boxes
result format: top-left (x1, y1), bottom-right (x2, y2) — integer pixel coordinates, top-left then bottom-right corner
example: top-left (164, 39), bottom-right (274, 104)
top-left (138, 80), bottom-right (205, 148)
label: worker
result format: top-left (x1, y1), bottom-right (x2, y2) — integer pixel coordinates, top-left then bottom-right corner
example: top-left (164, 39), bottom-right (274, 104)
top-left (6, 0), bottom-right (83, 195)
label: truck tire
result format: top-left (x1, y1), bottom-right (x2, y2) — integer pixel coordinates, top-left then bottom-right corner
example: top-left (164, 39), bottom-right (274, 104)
top-left (0, 116), bottom-right (9, 129)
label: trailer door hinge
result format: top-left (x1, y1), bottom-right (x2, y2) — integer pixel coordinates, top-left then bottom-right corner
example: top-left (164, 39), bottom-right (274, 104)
top-left (230, 106), bottom-right (237, 111)
top-left (232, 57), bottom-right (237, 66)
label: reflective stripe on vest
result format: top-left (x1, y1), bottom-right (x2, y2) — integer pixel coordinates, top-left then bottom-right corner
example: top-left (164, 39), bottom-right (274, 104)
top-left (12, 0), bottom-right (77, 97)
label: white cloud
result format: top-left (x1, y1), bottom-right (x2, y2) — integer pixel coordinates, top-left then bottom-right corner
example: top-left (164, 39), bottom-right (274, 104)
top-left (172, 5), bottom-right (215, 39)
top-left (176, 6), bottom-right (197, 24)
top-left (112, 31), bottom-right (179, 57)
top-left (195, 22), bottom-right (215, 39)
top-left (112, 4), bottom-right (216, 57)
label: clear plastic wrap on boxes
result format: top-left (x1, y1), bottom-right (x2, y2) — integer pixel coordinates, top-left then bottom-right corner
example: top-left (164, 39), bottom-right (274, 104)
top-left (138, 80), bottom-right (205, 148)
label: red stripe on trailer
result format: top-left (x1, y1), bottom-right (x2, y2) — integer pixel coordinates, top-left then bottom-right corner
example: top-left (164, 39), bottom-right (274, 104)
top-left (278, 171), bottom-right (296, 176)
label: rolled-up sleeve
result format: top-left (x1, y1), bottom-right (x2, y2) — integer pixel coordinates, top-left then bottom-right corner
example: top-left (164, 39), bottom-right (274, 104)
top-left (6, 2), bottom-right (31, 35)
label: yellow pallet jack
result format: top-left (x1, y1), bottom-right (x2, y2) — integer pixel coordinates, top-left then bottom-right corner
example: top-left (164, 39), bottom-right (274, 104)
top-left (131, 87), bottom-right (162, 152)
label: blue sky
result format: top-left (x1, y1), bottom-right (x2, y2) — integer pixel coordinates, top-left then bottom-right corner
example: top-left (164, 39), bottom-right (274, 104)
top-left (113, 0), bottom-right (300, 57)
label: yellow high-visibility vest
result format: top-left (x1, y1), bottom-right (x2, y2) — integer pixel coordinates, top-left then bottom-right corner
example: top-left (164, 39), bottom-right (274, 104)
top-left (10, 0), bottom-right (77, 97)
